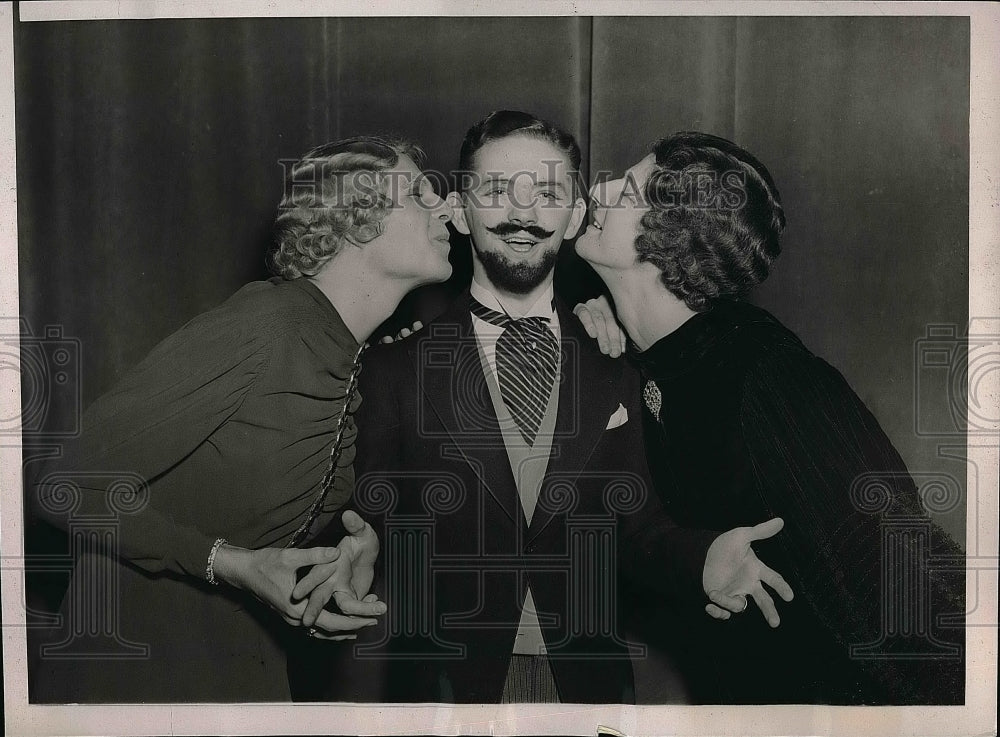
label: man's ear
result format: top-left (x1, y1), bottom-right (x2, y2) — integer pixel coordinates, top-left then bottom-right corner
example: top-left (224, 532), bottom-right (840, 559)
top-left (447, 191), bottom-right (471, 236)
top-left (344, 220), bottom-right (384, 247)
top-left (564, 196), bottom-right (587, 240)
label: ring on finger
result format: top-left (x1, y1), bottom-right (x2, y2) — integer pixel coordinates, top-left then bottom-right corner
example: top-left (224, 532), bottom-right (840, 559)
top-left (735, 594), bottom-right (748, 613)
top-left (308, 627), bottom-right (319, 637)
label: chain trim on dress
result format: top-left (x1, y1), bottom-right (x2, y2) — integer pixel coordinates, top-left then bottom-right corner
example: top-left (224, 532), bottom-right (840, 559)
top-left (285, 342), bottom-right (367, 548)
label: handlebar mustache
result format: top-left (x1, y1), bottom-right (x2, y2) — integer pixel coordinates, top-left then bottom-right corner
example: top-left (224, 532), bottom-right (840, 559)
top-left (485, 222), bottom-right (555, 240)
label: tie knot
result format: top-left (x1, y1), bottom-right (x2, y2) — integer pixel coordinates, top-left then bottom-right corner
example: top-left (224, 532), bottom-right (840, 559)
top-left (472, 297), bottom-right (560, 447)
top-left (470, 299), bottom-right (550, 334)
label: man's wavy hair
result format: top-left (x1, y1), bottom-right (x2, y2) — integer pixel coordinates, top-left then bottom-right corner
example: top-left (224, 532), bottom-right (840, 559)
top-left (457, 110), bottom-right (583, 194)
top-left (271, 136), bottom-right (426, 279)
top-left (636, 132), bottom-right (786, 311)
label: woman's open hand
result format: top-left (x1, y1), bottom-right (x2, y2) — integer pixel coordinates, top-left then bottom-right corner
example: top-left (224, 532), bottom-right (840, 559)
top-left (702, 517), bottom-right (794, 627)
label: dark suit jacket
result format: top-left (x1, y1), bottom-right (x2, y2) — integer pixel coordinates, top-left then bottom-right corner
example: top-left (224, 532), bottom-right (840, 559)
top-left (290, 291), bottom-right (716, 703)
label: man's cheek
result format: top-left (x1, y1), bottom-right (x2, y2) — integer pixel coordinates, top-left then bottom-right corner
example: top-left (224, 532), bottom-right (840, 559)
top-left (473, 216), bottom-right (502, 234)
top-left (541, 212), bottom-right (571, 233)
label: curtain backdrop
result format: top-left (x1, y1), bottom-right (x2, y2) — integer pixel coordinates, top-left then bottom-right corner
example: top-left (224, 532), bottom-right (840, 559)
top-left (16, 16), bottom-right (969, 544)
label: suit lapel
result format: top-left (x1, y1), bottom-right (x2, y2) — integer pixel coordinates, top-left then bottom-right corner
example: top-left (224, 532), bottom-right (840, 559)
top-left (529, 298), bottom-right (624, 539)
top-left (405, 291), bottom-right (521, 526)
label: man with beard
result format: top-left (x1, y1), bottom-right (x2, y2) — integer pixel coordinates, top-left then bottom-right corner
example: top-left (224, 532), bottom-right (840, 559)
top-left (290, 111), bottom-right (791, 704)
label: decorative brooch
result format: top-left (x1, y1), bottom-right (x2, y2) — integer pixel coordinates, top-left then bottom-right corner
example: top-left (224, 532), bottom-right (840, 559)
top-left (642, 380), bottom-right (662, 421)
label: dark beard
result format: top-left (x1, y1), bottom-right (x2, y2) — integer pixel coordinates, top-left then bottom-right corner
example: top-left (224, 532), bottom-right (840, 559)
top-left (474, 245), bottom-right (560, 295)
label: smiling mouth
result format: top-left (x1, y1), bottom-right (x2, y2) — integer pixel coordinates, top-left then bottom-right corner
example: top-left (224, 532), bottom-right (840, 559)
top-left (500, 235), bottom-right (539, 253)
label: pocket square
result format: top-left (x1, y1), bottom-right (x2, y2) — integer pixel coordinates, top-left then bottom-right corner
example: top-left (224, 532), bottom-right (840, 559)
top-left (605, 403), bottom-right (629, 430)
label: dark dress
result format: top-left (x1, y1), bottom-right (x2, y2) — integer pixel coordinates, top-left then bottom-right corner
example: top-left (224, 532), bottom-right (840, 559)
top-left (30, 277), bottom-right (361, 702)
top-left (631, 299), bottom-right (965, 704)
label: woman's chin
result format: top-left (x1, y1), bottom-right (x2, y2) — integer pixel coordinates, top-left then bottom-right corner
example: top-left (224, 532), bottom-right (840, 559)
top-left (574, 238), bottom-right (596, 263)
top-left (576, 242), bottom-right (612, 272)
top-left (423, 261), bottom-right (452, 284)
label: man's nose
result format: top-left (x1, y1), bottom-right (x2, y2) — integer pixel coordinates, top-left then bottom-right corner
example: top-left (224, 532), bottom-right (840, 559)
top-left (506, 197), bottom-right (539, 224)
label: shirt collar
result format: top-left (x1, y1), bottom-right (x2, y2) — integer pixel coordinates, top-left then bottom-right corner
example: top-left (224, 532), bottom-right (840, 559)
top-left (469, 278), bottom-right (556, 322)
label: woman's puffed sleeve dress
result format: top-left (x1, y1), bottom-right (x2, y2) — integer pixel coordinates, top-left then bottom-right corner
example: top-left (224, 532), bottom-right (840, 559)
top-left (30, 277), bottom-right (362, 703)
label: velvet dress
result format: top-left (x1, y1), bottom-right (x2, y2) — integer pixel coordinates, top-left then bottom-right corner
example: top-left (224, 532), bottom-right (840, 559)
top-left (630, 299), bottom-right (965, 704)
top-left (30, 277), bottom-right (362, 702)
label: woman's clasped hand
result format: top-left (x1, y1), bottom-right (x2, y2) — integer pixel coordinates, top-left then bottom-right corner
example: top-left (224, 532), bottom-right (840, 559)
top-left (213, 510), bottom-right (385, 640)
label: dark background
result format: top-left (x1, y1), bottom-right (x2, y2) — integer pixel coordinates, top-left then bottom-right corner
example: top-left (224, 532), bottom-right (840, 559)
top-left (16, 14), bottom-right (969, 605)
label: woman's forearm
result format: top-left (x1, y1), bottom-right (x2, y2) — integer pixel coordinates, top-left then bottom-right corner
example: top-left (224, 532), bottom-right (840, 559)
top-left (210, 543), bottom-right (254, 589)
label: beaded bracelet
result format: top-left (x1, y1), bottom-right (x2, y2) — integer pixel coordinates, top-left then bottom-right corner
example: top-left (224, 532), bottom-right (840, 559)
top-left (205, 537), bottom-right (227, 586)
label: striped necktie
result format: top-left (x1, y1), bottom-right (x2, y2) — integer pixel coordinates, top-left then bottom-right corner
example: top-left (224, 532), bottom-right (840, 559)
top-left (470, 299), bottom-right (559, 445)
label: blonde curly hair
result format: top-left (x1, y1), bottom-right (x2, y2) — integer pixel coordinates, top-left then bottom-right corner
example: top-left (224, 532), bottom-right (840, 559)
top-left (271, 136), bottom-right (426, 279)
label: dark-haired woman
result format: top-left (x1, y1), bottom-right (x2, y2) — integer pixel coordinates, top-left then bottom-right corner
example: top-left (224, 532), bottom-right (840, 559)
top-left (30, 137), bottom-right (455, 702)
top-left (576, 133), bottom-right (964, 704)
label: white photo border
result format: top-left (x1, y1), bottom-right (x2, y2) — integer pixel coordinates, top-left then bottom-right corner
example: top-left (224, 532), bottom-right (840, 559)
top-left (2, 2), bottom-right (997, 736)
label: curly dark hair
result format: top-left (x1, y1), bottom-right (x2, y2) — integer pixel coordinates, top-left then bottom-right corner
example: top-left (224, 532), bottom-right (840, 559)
top-left (271, 136), bottom-right (426, 279)
top-left (636, 132), bottom-right (786, 311)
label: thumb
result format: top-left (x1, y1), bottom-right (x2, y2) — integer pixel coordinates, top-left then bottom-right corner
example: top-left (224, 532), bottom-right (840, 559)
top-left (747, 516), bottom-right (784, 542)
top-left (341, 509), bottom-right (367, 536)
